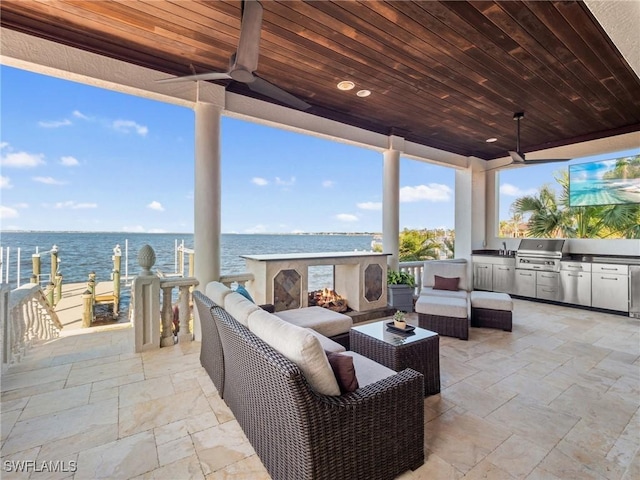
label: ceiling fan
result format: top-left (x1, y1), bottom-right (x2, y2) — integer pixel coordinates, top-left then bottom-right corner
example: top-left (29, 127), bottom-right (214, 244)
top-left (508, 112), bottom-right (570, 165)
top-left (157, 0), bottom-right (311, 111)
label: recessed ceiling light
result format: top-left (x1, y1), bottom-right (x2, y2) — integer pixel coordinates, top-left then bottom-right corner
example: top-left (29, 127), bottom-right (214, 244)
top-left (337, 81), bottom-right (355, 91)
top-left (485, 137), bottom-right (498, 143)
top-left (356, 89), bottom-right (371, 97)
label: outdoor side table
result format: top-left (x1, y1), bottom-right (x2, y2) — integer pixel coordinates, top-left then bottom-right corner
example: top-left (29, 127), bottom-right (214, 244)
top-left (350, 320), bottom-right (440, 396)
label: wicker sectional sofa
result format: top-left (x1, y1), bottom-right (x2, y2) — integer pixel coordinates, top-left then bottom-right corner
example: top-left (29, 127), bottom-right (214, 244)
top-left (194, 283), bottom-right (425, 480)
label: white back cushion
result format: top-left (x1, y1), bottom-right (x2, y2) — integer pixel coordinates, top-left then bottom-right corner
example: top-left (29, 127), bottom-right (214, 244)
top-left (205, 281), bottom-right (232, 306)
top-left (422, 260), bottom-right (469, 291)
top-left (247, 309), bottom-right (341, 396)
top-left (224, 292), bottom-right (260, 327)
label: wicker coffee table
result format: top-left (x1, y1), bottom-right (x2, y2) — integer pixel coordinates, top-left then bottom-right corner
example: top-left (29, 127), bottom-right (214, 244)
top-left (350, 320), bottom-right (440, 396)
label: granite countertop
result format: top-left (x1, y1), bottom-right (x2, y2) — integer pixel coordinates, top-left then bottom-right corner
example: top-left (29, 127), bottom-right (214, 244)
top-left (472, 250), bottom-right (640, 265)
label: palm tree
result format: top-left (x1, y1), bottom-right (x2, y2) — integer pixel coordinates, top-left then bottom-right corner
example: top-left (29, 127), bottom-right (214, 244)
top-left (398, 229), bottom-right (440, 261)
top-left (513, 171), bottom-right (640, 239)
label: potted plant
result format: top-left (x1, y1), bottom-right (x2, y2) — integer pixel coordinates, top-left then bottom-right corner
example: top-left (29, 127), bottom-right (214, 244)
top-left (393, 310), bottom-right (407, 330)
top-left (387, 270), bottom-right (415, 312)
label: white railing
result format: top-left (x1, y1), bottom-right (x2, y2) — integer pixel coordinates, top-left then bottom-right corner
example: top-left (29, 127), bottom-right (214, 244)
top-left (219, 272), bottom-right (254, 288)
top-left (399, 261), bottom-right (424, 296)
top-left (1, 283), bottom-right (63, 371)
top-left (159, 277), bottom-right (199, 347)
top-left (130, 245), bottom-right (199, 352)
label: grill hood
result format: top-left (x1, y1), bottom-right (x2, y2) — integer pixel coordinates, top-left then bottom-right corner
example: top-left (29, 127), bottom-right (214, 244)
top-left (516, 239), bottom-right (565, 257)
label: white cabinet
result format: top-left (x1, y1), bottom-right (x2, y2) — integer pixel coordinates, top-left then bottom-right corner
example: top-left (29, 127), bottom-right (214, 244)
top-left (592, 264), bottom-right (629, 312)
top-left (473, 263), bottom-right (493, 291)
top-left (492, 264), bottom-right (515, 294)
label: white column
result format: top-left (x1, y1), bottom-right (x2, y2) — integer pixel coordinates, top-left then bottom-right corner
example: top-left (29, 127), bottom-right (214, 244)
top-left (383, 149), bottom-right (400, 271)
top-left (194, 102), bottom-right (222, 342)
top-left (455, 165), bottom-right (486, 258)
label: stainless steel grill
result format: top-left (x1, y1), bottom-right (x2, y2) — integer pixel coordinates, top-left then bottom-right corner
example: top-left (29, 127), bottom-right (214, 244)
top-left (515, 239), bottom-right (565, 273)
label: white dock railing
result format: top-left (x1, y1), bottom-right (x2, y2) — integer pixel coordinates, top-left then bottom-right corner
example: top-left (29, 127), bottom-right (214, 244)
top-left (1, 283), bottom-right (63, 372)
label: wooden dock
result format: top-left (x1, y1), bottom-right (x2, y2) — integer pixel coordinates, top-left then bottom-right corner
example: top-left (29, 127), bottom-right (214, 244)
top-left (54, 281), bottom-right (130, 331)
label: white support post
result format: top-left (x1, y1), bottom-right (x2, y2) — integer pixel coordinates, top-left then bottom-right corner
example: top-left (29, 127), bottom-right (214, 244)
top-left (125, 239), bottom-right (129, 284)
top-left (383, 146), bottom-right (401, 271)
top-left (5, 247), bottom-right (9, 284)
top-left (193, 99), bottom-right (223, 342)
top-left (16, 248), bottom-right (21, 288)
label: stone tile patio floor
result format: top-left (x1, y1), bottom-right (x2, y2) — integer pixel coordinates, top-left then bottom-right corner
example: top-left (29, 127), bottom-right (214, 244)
top-left (1, 299), bottom-right (638, 479)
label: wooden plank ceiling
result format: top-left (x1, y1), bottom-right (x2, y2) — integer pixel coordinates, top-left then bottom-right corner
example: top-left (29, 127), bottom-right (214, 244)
top-left (2, 0), bottom-right (639, 160)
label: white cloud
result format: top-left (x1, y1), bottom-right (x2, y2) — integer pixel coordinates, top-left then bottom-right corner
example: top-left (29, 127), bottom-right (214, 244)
top-left (322, 180), bottom-right (335, 188)
top-left (0, 206), bottom-right (19, 219)
top-left (60, 156), bottom-right (80, 167)
top-left (275, 176), bottom-right (296, 186)
top-left (112, 119), bottom-right (148, 136)
top-left (38, 119), bottom-right (72, 128)
top-left (54, 201), bottom-right (97, 209)
top-left (1, 176), bottom-right (13, 189)
top-left (500, 183), bottom-right (537, 197)
top-left (33, 176), bottom-right (67, 185)
top-left (147, 201), bottom-right (164, 211)
top-left (245, 224), bottom-right (267, 233)
top-left (357, 201), bottom-right (382, 211)
top-left (335, 213), bottom-right (358, 222)
top-left (73, 110), bottom-right (89, 120)
top-left (251, 177), bottom-right (269, 186)
top-left (1, 147), bottom-right (46, 168)
top-left (148, 228), bottom-right (168, 234)
top-left (400, 184), bottom-right (452, 202)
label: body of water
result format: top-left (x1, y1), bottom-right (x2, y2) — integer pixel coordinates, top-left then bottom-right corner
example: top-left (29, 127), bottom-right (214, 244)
top-left (0, 232), bottom-right (375, 292)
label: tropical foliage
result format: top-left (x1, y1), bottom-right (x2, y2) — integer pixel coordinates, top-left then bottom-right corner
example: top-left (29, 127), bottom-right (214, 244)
top-left (387, 270), bottom-right (416, 287)
top-left (510, 171), bottom-right (640, 239)
top-left (373, 228), bottom-right (455, 261)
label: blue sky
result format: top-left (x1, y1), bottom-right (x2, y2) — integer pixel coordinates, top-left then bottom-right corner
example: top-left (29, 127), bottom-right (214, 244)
top-left (1, 66), bottom-right (638, 233)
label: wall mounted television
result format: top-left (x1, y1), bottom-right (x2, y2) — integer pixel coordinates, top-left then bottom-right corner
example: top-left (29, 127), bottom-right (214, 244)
top-left (568, 155), bottom-right (640, 207)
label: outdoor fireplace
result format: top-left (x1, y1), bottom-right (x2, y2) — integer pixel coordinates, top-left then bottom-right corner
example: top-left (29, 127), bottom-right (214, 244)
top-left (308, 288), bottom-right (348, 312)
top-left (241, 251), bottom-right (390, 312)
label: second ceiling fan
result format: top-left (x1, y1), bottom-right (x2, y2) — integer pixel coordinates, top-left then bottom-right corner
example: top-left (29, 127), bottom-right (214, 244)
top-left (157, 0), bottom-right (311, 111)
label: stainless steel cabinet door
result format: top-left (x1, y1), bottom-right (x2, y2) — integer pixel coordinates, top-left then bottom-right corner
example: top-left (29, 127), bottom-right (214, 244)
top-left (592, 274), bottom-right (629, 312)
top-left (492, 265), bottom-right (514, 294)
top-left (560, 271), bottom-right (591, 306)
top-left (473, 263), bottom-right (493, 291)
top-left (514, 270), bottom-right (536, 297)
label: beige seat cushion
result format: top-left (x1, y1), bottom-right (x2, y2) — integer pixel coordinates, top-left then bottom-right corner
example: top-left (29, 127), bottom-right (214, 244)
top-left (415, 295), bottom-right (468, 318)
top-left (205, 281), bottom-right (232, 306)
top-left (470, 291), bottom-right (513, 311)
top-left (247, 309), bottom-right (341, 396)
top-left (340, 351), bottom-right (396, 387)
top-left (274, 306), bottom-right (353, 338)
top-left (224, 292), bottom-right (261, 327)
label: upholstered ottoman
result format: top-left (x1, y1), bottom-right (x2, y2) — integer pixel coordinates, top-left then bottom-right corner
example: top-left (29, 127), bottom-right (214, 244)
top-left (470, 291), bottom-right (513, 332)
top-left (274, 306), bottom-right (353, 348)
top-left (415, 296), bottom-right (469, 340)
